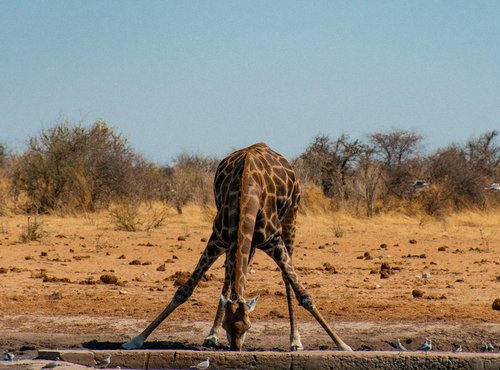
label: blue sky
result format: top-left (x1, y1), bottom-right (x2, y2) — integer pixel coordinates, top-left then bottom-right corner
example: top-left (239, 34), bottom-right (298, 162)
top-left (1, 1), bottom-right (499, 163)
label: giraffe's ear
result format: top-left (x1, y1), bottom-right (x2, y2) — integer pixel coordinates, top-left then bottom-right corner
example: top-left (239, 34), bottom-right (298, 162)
top-left (247, 296), bottom-right (259, 312)
top-left (220, 294), bottom-right (230, 308)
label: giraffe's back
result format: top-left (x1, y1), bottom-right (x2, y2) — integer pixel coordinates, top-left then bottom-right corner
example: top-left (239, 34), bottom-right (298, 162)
top-left (212, 143), bottom-right (300, 247)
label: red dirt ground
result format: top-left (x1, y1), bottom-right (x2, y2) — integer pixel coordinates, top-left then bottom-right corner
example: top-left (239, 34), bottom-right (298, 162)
top-left (0, 206), bottom-right (498, 357)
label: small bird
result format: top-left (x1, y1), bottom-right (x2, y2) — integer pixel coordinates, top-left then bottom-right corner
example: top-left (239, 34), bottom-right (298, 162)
top-left (453, 345), bottom-right (463, 353)
top-left (42, 362), bottom-right (60, 369)
top-left (191, 357), bottom-right (210, 369)
top-left (418, 338), bottom-right (432, 353)
top-left (3, 352), bottom-right (15, 361)
top-left (481, 342), bottom-right (494, 352)
top-left (94, 354), bottom-right (111, 369)
top-left (395, 338), bottom-right (407, 352)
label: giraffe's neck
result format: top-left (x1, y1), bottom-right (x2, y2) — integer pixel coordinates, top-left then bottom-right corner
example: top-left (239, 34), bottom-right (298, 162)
top-left (232, 154), bottom-right (258, 301)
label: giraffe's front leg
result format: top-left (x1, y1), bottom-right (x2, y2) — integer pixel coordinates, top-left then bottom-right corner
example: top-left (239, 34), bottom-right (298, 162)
top-left (203, 294), bottom-right (225, 347)
top-left (284, 278), bottom-right (303, 351)
top-left (122, 334), bottom-right (145, 350)
top-left (204, 251), bottom-right (232, 347)
top-left (264, 240), bottom-right (352, 352)
top-left (122, 234), bottom-right (225, 349)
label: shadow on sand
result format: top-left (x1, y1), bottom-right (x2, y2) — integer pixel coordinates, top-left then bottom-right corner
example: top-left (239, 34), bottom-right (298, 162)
top-left (83, 339), bottom-right (204, 351)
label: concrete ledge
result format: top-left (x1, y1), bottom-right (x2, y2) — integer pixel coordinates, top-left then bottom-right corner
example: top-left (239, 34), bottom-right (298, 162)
top-left (38, 349), bottom-right (500, 370)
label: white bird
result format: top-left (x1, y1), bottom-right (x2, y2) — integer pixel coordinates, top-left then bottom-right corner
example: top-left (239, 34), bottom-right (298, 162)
top-left (3, 352), bottom-right (14, 361)
top-left (481, 342), bottom-right (494, 352)
top-left (453, 345), bottom-right (462, 353)
top-left (191, 357), bottom-right (210, 369)
top-left (94, 354), bottom-right (111, 368)
top-left (396, 338), bottom-right (407, 352)
top-left (418, 338), bottom-right (432, 352)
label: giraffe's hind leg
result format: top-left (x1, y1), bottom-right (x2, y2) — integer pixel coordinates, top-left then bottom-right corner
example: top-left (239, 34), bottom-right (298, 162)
top-left (263, 238), bottom-right (352, 352)
top-left (122, 233), bottom-right (225, 349)
top-left (203, 252), bottom-right (231, 347)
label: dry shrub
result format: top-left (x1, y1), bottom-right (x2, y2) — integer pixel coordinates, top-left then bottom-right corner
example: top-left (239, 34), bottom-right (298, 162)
top-left (0, 168), bottom-right (9, 216)
top-left (10, 120), bottom-right (161, 214)
top-left (109, 202), bottom-right (170, 232)
top-left (20, 216), bottom-right (45, 242)
top-left (164, 154), bottom-right (218, 214)
top-left (299, 183), bottom-right (334, 214)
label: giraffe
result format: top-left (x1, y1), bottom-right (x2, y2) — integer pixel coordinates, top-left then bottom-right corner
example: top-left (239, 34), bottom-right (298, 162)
top-left (122, 143), bottom-right (352, 352)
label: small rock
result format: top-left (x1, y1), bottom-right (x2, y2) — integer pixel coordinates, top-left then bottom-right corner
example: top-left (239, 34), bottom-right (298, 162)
top-left (118, 254), bottom-right (126, 259)
top-left (409, 239), bottom-right (417, 244)
top-left (437, 246), bottom-right (448, 252)
top-left (363, 252), bottom-right (373, 260)
top-left (100, 273), bottom-right (119, 285)
top-left (379, 243), bottom-right (388, 249)
top-left (40, 251), bottom-right (48, 257)
top-left (422, 272), bottom-right (431, 279)
top-left (119, 290), bottom-right (128, 295)
top-left (156, 264), bottom-right (166, 272)
top-left (412, 289), bottom-right (424, 298)
top-left (200, 237), bottom-right (207, 242)
top-left (323, 262), bottom-right (337, 273)
top-left (48, 292), bottom-right (63, 300)
top-left (0, 267), bottom-right (8, 274)
top-left (177, 236), bottom-right (186, 241)
top-left (492, 298), bottom-right (500, 311)
top-left (129, 259), bottom-right (141, 265)
top-left (380, 270), bottom-right (390, 279)
top-left (381, 262), bottom-right (391, 271)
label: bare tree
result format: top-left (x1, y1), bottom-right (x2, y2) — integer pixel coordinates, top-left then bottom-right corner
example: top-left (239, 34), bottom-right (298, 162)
top-left (352, 147), bottom-right (383, 217)
top-left (427, 145), bottom-right (487, 212)
top-left (369, 129), bottom-right (422, 169)
top-left (165, 153), bottom-right (219, 214)
top-left (465, 130), bottom-right (500, 179)
top-left (296, 134), bottom-right (363, 203)
top-left (369, 129), bottom-right (423, 200)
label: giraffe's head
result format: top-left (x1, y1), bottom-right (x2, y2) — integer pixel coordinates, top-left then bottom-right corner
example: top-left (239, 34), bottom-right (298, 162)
top-left (221, 295), bottom-right (259, 351)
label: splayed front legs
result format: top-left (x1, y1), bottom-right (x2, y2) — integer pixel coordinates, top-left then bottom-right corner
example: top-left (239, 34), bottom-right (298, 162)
top-left (263, 239), bottom-right (352, 352)
top-left (122, 234), bottom-right (225, 349)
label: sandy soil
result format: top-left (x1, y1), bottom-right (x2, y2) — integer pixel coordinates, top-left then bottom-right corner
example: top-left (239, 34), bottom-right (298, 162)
top-left (0, 206), bottom-right (498, 358)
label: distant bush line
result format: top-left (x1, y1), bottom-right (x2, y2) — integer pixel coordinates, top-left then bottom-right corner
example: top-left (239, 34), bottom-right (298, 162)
top-left (0, 120), bottom-right (499, 217)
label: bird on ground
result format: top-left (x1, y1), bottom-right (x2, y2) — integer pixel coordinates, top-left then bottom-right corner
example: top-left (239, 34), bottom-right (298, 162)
top-left (3, 352), bottom-right (14, 361)
top-left (418, 338), bottom-right (432, 353)
top-left (94, 354), bottom-right (111, 369)
top-left (453, 345), bottom-right (463, 353)
top-left (42, 362), bottom-right (60, 369)
top-left (395, 338), bottom-right (407, 352)
top-left (191, 357), bottom-right (210, 369)
top-left (481, 342), bottom-right (494, 352)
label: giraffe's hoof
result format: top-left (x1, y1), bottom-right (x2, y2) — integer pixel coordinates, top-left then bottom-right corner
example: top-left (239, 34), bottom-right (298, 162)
top-left (290, 334), bottom-right (303, 351)
top-left (203, 335), bottom-right (219, 347)
top-left (339, 343), bottom-right (353, 352)
top-left (290, 344), bottom-right (304, 351)
top-left (122, 335), bottom-right (145, 350)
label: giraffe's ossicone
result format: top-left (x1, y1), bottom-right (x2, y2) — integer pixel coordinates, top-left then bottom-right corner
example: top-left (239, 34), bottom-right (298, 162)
top-left (122, 143), bottom-right (352, 352)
